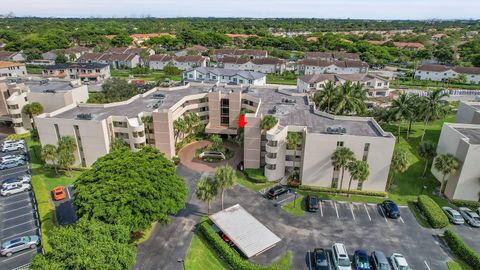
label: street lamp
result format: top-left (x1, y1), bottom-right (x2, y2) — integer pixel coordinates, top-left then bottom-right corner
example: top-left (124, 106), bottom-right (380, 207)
top-left (177, 258), bottom-right (185, 270)
top-left (293, 192), bottom-right (298, 208)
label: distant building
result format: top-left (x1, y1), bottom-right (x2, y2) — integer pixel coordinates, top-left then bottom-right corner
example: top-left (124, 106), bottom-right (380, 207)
top-left (0, 62), bottom-right (27, 77)
top-left (42, 63), bottom-right (111, 83)
top-left (175, 45), bottom-right (209, 57)
top-left (212, 49), bottom-right (267, 61)
top-left (297, 59), bottom-right (369, 75)
top-left (42, 46), bottom-right (92, 62)
top-left (104, 47), bottom-right (155, 56)
top-left (144, 55), bottom-right (209, 70)
top-left (392, 42), bottom-right (425, 51)
top-left (0, 51), bottom-right (26, 62)
top-left (414, 64), bottom-right (480, 84)
top-left (78, 52), bottom-right (140, 69)
top-left (304, 51), bottom-right (361, 61)
top-left (218, 56), bottom-right (286, 74)
top-left (183, 67), bottom-right (266, 86)
top-left (297, 73), bottom-right (390, 97)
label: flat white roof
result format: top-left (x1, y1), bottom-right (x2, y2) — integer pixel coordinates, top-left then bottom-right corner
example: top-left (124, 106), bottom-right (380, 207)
top-left (210, 204), bottom-right (281, 258)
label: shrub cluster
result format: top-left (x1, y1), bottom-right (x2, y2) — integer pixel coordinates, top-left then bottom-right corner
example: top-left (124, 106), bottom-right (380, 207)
top-left (198, 220), bottom-right (283, 270)
top-left (417, 195), bottom-right (449, 228)
top-left (452, 199), bottom-right (480, 209)
top-left (299, 185), bottom-right (388, 197)
top-left (244, 168), bottom-right (267, 183)
top-left (444, 229), bottom-right (480, 269)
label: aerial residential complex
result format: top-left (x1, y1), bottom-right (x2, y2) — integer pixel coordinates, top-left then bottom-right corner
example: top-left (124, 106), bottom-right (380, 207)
top-left (183, 67), bottom-right (267, 86)
top-left (414, 64), bottom-right (480, 84)
top-left (218, 56), bottom-right (286, 74)
top-left (297, 59), bottom-right (369, 75)
top-left (433, 101), bottom-right (480, 201)
top-left (0, 78), bottom-right (88, 134)
top-left (42, 63), bottom-right (111, 82)
top-left (144, 55), bottom-right (209, 70)
top-left (0, 61), bottom-right (27, 77)
top-left (35, 81), bottom-right (395, 191)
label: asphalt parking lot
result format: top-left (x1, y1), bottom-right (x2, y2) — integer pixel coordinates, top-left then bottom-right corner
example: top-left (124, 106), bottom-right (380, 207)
top-left (0, 143), bottom-right (41, 270)
top-left (452, 223), bottom-right (480, 254)
top-left (53, 185), bottom-right (77, 226)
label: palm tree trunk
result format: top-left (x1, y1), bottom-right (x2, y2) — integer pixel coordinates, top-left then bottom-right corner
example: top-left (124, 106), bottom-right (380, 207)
top-left (388, 171), bottom-right (396, 191)
top-left (441, 175), bottom-right (447, 194)
top-left (407, 119), bottom-right (413, 139)
top-left (53, 161), bottom-right (58, 175)
top-left (421, 116), bottom-right (429, 142)
top-left (422, 160), bottom-right (429, 178)
top-left (339, 167), bottom-right (345, 194)
top-left (347, 176), bottom-right (354, 197)
top-left (397, 123), bottom-right (401, 142)
top-left (207, 200), bottom-right (211, 215)
top-left (221, 189), bottom-right (225, 210)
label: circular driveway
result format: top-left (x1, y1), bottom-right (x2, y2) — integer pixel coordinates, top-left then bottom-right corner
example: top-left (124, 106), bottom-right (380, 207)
top-left (177, 140), bottom-right (243, 172)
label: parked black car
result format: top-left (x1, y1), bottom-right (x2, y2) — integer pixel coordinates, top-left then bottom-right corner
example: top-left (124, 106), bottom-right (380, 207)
top-left (313, 248), bottom-right (331, 270)
top-left (381, 200), bottom-right (400, 219)
top-left (306, 195), bottom-right (320, 212)
top-left (266, 186), bottom-right (289, 199)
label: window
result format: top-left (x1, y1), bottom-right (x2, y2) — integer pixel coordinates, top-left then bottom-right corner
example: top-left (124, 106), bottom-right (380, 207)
top-left (11, 114), bottom-right (21, 118)
top-left (309, 83), bottom-right (314, 87)
top-left (113, 121), bottom-right (128, 128)
top-left (363, 143), bottom-right (370, 161)
top-left (266, 164), bottom-right (276, 170)
top-left (14, 122), bottom-right (23, 127)
top-left (336, 141), bottom-right (344, 147)
top-left (377, 82), bottom-right (382, 87)
top-left (114, 132), bottom-right (129, 139)
top-left (8, 104), bottom-right (19, 110)
top-left (331, 177), bottom-right (339, 188)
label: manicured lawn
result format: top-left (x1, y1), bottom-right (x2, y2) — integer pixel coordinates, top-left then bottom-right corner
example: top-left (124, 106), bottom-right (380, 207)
top-left (447, 260), bottom-right (473, 270)
top-left (185, 234), bottom-right (229, 270)
top-left (111, 69), bottom-right (182, 82)
top-left (236, 172), bottom-right (276, 191)
top-left (391, 79), bottom-right (480, 90)
top-left (281, 195), bottom-right (305, 216)
top-left (266, 74), bottom-right (298, 85)
top-left (298, 190), bottom-right (386, 204)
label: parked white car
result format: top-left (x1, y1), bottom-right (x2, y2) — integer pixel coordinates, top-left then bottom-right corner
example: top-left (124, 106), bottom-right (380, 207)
top-left (2, 175), bottom-right (31, 189)
top-left (390, 253), bottom-right (411, 270)
top-left (1, 154), bottom-right (25, 163)
top-left (0, 159), bottom-right (24, 170)
top-left (331, 243), bottom-right (352, 270)
top-left (0, 183), bottom-right (31, 196)
top-left (1, 142), bottom-right (25, 152)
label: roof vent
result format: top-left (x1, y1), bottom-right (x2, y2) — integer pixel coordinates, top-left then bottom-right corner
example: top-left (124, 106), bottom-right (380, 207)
top-left (152, 93), bottom-right (166, 100)
top-left (77, 113), bottom-right (92, 120)
top-left (326, 126), bottom-right (346, 134)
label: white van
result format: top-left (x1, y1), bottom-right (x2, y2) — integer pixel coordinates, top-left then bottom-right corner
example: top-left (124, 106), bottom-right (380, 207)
top-left (332, 243), bottom-right (352, 270)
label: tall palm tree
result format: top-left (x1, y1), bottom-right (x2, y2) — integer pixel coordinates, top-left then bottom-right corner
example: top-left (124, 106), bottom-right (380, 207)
top-left (419, 89), bottom-right (449, 142)
top-left (331, 146), bottom-right (355, 192)
top-left (390, 93), bottom-right (414, 142)
top-left (41, 144), bottom-right (58, 174)
top-left (313, 81), bottom-right (338, 112)
top-left (286, 132), bottom-right (302, 174)
top-left (405, 94), bottom-right (422, 139)
top-left (260, 115), bottom-right (278, 131)
top-left (352, 82), bottom-right (368, 114)
top-left (388, 149), bottom-right (410, 191)
top-left (22, 102), bottom-right (44, 129)
top-left (141, 115), bottom-right (153, 145)
top-left (185, 112), bottom-right (201, 134)
top-left (434, 153), bottom-right (459, 194)
top-left (214, 165), bottom-right (237, 210)
top-left (417, 140), bottom-right (437, 178)
top-left (195, 176), bottom-right (218, 215)
top-left (333, 81), bottom-right (367, 115)
top-left (173, 118), bottom-right (188, 145)
top-left (346, 160), bottom-right (369, 197)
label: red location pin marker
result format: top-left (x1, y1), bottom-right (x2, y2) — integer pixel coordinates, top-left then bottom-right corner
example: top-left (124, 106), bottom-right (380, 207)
top-left (237, 115), bottom-right (248, 128)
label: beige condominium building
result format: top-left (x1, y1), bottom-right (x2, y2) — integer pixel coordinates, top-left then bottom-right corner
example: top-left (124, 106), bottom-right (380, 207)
top-left (433, 101), bottom-right (480, 201)
top-left (35, 82), bottom-right (395, 191)
top-left (0, 78), bottom-right (88, 134)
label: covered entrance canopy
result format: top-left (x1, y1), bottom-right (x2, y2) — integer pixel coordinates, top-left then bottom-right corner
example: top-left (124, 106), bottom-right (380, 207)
top-left (210, 204), bottom-right (281, 258)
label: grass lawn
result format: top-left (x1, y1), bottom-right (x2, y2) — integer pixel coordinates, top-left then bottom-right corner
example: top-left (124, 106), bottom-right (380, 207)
top-left (133, 222), bottom-right (158, 245)
top-left (111, 69), bottom-right (182, 82)
top-left (391, 79), bottom-right (480, 90)
top-left (266, 74), bottom-right (298, 85)
top-left (185, 234), bottom-right (229, 270)
top-left (281, 195), bottom-right (305, 216)
top-left (447, 260), bottom-right (473, 270)
top-left (236, 172), bottom-right (276, 191)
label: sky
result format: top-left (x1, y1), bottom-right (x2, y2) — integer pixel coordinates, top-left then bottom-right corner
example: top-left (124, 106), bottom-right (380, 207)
top-left (3, 0), bottom-right (480, 20)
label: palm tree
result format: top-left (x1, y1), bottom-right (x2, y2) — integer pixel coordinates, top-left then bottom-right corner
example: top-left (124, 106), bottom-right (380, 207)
top-left (185, 112), bottom-right (201, 135)
top-left (209, 134), bottom-right (223, 152)
top-left (195, 176), bottom-right (218, 215)
top-left (331, 146), bottom-right (355, 192)
top-left (141, 115), bottom-right (153, 145)
top-left (405, 95), bottom-right (422, 139)
top-left (390, 93), bottom-right (414, 142)
top-left (22, 102), bottom-right (44, 129)
top-left (214, 165), bottom-right (237, 210)
top-left (260, 115), bottom-right (278, 131)
top-left (333, 81), bottom-right (367, 115)
top-left (388, 149), bottom-right (410, 191)
top-left (286, 132), bottom-right (302, 175)
top-left (173, 118), bottom-right (188, 145)
top-left (434, 153), bottom-right (459, 194)
top-left (352, 82), bottom-right (368, 114)
top-left (313, 81), bottom-right (338, 112)
top-left (419, 89), bottom-right (449, 142)
top-left (417, 140), bottom-right (437, 178)
top-left (41, 144), bottom-right (58, 174)
top-left (57, 136), bottom-right (77, 176)
top-left (346, 160), bottom-right (369, 197)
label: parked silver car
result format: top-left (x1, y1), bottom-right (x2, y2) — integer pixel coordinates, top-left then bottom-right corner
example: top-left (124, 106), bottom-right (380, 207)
top-left (1, 154), bottom-right (25, 163)
top-left (1, 141), bottom-right (25, 152)
top-left (0, 159), bottom-right (24, 170)
top-left (458, 207), bottom-right (480, 228)
top-left (0, 183), bottom-right (31, 196)
top-left (0, 235), bottom-right (39, 257)
top-left (442, 207), bottom-right (465, 224)
top-left (1, 175), bottom-right (31, 189)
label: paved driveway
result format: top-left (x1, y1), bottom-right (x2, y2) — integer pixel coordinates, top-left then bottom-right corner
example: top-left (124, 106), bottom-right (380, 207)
top-left (452, 223), bottom-right (480, 254)
top-left (177, 140), bottom-right (243, 172)
top-left (134, 166), bottom-right (451, 270)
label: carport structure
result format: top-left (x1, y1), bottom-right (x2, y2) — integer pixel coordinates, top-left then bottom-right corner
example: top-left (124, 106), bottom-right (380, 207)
top-left (210, 204), bottom-right (281, 258)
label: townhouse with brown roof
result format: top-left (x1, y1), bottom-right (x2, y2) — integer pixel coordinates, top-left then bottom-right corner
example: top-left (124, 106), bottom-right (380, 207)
top-left (0, 51), bottom-right (26, 62)
top-left (218, 56), bottom-right (286, 74)
top-left (297, 73), bottom-right (390, 97)
top-left (144, 54), bottom-right (209, 70)
top-left (78, 52), bottom-right (140, 69)
top-left (414, 64), bottom-right (480, 84)
top-left (105, 47), bottom-right (155, 56)
top-left (42, 63), bottom-right (111, 83)
top-left (42, 46), bottom-right (92, 62)
top-left (212, 49), bottom-right (268, 61)
top-left (297, 59), bottom-right (369, 75)
top-left (0, 62), bottom-right (27, 77)
top-left (304, 51), bottom-right (361, 61)
top-left (175, 45), bottom-right (209, 57)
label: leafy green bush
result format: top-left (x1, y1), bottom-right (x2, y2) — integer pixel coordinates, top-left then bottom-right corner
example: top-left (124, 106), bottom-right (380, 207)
top-left (417, 195), bottom-right (449, 228)
top-left (198, 220), bottom-right (283, 270)
top-left (452, 199), bottom-right (480, 209)
top-left (444, 229), bottom-right (480, 269)
top-left (299, 185), bottom-right (388, 197)
top-left (244, 168), bottom-right (267, 183)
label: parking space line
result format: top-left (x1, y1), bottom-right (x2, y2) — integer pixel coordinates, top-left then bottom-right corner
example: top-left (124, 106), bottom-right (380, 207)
top-left (12, 263), bottom-right (33, 270)
top-left (334, 202), bottom-right (339, 219)
top-left (319, 200), bottom-right (323, 217)
top-left (2, 228), bottom-right (38, 241)
top-left (2, 220), bottom-right (35, 231)
top-left (2, 205), bottom-right (30, 214)
top-left (350, 204), bottom-right (356, 220)
top-left (0, 249), bottom-right (36, 262)
top-left (424, 260), bottom-right (431, 270)
top-left (399, 216), bottom-right (405, 224)
top-left (66, 186), bottom-right (71, 199)
top-left (3, 198), bottom-right (31, 206)
top-left (0, 191), bottom-right (31, 200)
top-left (3, 211), bottom-right (34, 222)
top-left (378, 205), bottom-right (389, 224)
top-left (363, 204), bottom-right (371, 221)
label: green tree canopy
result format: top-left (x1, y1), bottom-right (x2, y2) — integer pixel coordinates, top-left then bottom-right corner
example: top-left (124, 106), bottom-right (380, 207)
top-left (111, 33), bottom-right (133, 47)
top-left (31, 218), bottom-right (136, 270)
top-left (417, 140), bottom-right (437, 177)
top-left (260, 115), bottom-right (278, 130)
top-left (74, 147), bottom-right (188, 232)
top-left (434, 153), bottom-right (460, 194)
top-left (89, 78), bottom-right (140, 103)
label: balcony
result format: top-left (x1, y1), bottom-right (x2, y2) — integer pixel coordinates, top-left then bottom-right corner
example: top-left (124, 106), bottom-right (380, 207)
top-left (265, 141), bottom-right (279, 153)
top-left (265, 153), bottom-right (277, 164)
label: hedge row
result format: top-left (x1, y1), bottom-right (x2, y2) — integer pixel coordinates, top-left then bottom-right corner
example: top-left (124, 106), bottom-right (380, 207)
top-left (417, 195), bottom-right (449, 228)
top-left (452, 199), bottom-right (480, 209)
top-left (244, 168), bottom-right (267, 183)
top-left (444, 229), bottom-right (480, 269)
top-left (198, 220), bottom-right (283, 270)
top-left (299, 185), bottom-right (388, 197)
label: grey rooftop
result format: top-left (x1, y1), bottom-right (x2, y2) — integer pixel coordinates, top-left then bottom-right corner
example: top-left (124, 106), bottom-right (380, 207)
top-left (456, 127), bottom-right (480, 144)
